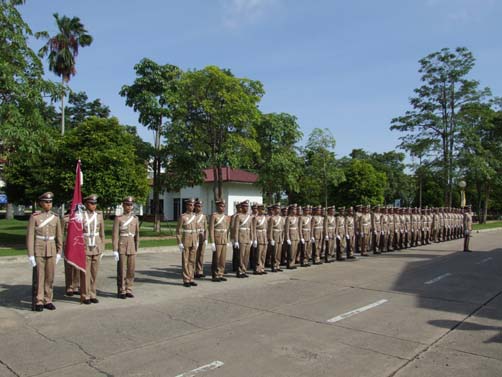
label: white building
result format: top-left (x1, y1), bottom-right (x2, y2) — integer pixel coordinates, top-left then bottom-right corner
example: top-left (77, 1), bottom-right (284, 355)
top-left (150, 167), bottom-right (263, 220)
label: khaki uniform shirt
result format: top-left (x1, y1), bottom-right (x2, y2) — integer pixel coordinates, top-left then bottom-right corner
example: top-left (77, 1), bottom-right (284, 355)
top-left (233, 213), bottom-right (253, 244)
top-left (336, 215), bottom-right (345, 238)
top-left (195, 213), bottom-right (208, 241)
top-left (253, 215), bottom-right (268, 244)
top-left (112, 213), bottom-right (139, 255)
top-left (26, 210), bottom-right (63, 257)
top-left (83, 210), bottom-right (105, 256)
top-left (300, 215), bottom-right (312, 240)
top-left (324, 215), bottom-right (336, 239)
top-left (176, 212), bottom-right (198, 248)
top-left (268, 215), bottom-right (284, 243)
top-left (209, 212), bottom-right (230, 245)
top-left (285, 216), bottom-right (300, 242)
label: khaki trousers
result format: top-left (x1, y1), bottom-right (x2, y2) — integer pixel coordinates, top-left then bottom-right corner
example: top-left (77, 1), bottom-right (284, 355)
top-left (256, 243), bottom-right (267, 272)
top-left (272, 242), bottom-right (282, 269)
top-left (238, 243), bottom-right (251, 274)
top-left (35, 256), bottom-right (55, 305)
top-left (212, 244), bottom-right (227, 278)
top-left (83, 254), bottom-right (100, 300)
top-left (65, 261), bottom-right (80, 292)
top-left (182, 246), bottom-right (196, 283)
top-left (301, 240), bottom-right (311, 264)
top-left (195, 236), bottom-right (205, 275)
top-left (118, 254), bottom-right (136, 294)
top-left (289, 240), bottom-right (299, 267)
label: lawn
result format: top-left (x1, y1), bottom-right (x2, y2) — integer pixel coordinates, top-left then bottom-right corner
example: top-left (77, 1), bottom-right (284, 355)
top-left (0, 218), bottom-right (178, 257)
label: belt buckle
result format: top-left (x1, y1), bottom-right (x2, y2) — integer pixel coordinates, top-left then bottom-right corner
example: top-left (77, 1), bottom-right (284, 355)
top-left (45, 236), bottom-right (49, 241)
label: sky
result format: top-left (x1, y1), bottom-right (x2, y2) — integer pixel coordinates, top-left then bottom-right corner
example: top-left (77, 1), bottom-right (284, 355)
top-left (20, 0), bottom-right (502, 158)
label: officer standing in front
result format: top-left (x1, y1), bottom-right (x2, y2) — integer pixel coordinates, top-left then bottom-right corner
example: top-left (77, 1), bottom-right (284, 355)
top-left (209, 199), bottom-right (230, 282)
top-left (112, 196), bottom-right (140, 299)
top-left (194, 199), bottom-right (208, 279)
top-left (81, 194), bottom-right (105, 304)
top-left (26, 192), bottom-right (63, 311)
top-left (176, 198), bottom-right (198, 287)
top-left (463, 205), bottom-right (473, 252)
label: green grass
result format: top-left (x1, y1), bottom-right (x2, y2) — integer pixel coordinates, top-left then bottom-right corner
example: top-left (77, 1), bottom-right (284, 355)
top-left (0, 218), bottom-right (178, 257)
top-left (473, 221), bottom-right (502, 231)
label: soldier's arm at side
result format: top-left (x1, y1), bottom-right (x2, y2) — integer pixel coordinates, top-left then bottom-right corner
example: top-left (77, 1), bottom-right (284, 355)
top-left (176, 216), bottom-right (183, 245)
top-left (56, 217), bottom-right (63, 254)
top-left (134, 217), bottom-right (140, 251)
top-left (209, 214), bottom-right (215, 244)
top-left (112, 216), bottom-right (120, 251)
top-left (26, 215), bottom-right (36, 257)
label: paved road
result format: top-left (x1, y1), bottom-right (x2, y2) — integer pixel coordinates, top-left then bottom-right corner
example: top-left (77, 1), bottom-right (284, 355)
top-left (0, 230), bottom-right (501, 377)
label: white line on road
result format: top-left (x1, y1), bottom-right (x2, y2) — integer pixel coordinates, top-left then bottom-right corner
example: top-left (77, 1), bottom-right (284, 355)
top-left (327, 299), bottom-right (388, 323)
top-left (476, 257), bottom-right (493, 265)
top-left (175, 361), bottom-right (224, 377)
top-left (424, 273), bottom-right (452, 285)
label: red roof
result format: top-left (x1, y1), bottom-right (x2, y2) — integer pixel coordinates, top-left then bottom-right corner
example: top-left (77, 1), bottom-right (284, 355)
top-left (203, 167), bottom-right (258, 183)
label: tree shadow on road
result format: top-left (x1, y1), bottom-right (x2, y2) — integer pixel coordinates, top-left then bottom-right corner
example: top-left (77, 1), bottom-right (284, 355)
top-left (429, 319), bottom-right (502, 344)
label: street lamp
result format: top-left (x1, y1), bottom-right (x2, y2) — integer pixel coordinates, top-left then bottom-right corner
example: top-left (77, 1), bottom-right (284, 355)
top-left (458, 180), bottom-right (466, 207)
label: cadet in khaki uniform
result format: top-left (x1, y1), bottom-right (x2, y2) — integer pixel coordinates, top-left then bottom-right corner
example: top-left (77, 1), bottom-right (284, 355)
top-left (81, 194), bottom-right (105, 304)
top-left (380, 207), bottom-right (389, 252)
top-left (371, 206), bottom-right (382, 254)
top-left (386, 207), bottom-right (395, 251)
top-left (324, 206), bottom-right (336, 263)
top-left (194, 200), bottom-right (208, 279)
top-left (354, 204), bottom-right (363, 254)
top-left (268, 203), bottom-right (284, 272)
top-left (345, 207), bottom-right (356, 259)
top-left (177, 198), bottom-right (199, 287)
top-left (335, 207), bottom-right (346, 260)
top-left (463, 205), bottom-right (473, 252)
top-left (230, 203), bottom-right (241, 272)
top-left (26, 192), bottom-right (63, 311)
top-left (249, 203), bottom-right (258, 271)
top-left (233, 200), bottom-right (252, 278)
top-left (285, 204), bottom-right (300, 269)
top-left (299, 205), bottom-right (313, 266)
top-left (209, 199), bottom-right (229, 282)
top-left (311, 206), bottom-right (324, 264)
top-left (112, 196), bottom-right (139, 299)
top-left (252, 204), bottom-right (268, 275)
top-left (359, 205), bottom-right (371, 256)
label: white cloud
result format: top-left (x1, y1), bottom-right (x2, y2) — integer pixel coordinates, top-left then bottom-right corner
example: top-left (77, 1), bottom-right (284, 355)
top-left (220, 0), bottom-right (280, 28)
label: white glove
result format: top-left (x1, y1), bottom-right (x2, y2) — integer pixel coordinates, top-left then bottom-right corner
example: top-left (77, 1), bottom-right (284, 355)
top-left (178, 243), bottom-right (185, 252)
top-left (301, 238), bottom-right (305, 244)
top-left (234, 242), bottom-right (240, 249)
top-left (336, 235), bottom-right (341, 240)
top-left (211, 243), bottom-right (216, 252)
top-left (56, 254), bottom-right (61, 265)
top-left (310, 237), bottom-right (315, 243)
top-left (205, 240), bottom-right (208, 246)
top-left (287, 239), bottom-right (291, 245)
top-left (226, 242), bottom-right (231, 247)
top-left (325, 236), bottom-right (329, 241)
top-left (28, 256), bottom-right (36, 267)
top-left (113, 251), bottom-right (119, 262)
top-left (346, 235), bottom-right (350, 240)
top-left (270, 240), bottom-right (275, 246)
top-left (253, 240), bottom-right (258, 248)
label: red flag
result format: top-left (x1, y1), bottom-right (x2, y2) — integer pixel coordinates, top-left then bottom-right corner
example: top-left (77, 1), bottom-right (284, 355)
top-left (64, 160), bottom-right (86, 273)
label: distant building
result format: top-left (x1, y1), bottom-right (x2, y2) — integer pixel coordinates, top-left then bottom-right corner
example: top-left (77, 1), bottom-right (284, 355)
top-left (148, 167), bottom-right (262, 220)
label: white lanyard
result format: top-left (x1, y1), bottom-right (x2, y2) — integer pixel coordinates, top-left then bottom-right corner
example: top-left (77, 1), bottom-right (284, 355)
top-left (84, 212), bottom-right (97, 247)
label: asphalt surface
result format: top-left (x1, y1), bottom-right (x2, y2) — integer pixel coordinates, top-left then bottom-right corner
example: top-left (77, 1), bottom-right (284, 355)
top-left (0, 230), bottom-right (501, 377)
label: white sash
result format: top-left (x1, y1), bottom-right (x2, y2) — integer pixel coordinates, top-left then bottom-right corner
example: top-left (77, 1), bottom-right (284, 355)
top-left (197, 214), bottom-right (205, 224)
top-left (215, 214), bottom-right (226, 226)
top-left (36, 214), bottom-right (55, 229)
top-left (240, 214), bottom-right (251, 227)
top-left (273, 216), bottom-right (282, 227)
top-left (257, 216), bottom-right (266, 227)
top-left (185, 214), bottom-right (196, 225)
top-left (121, 215), bottom-right (134, 229)
top-left (84, 212), bottom-right (98, 247)
top-left (303, 217), bottom-right (311, 226)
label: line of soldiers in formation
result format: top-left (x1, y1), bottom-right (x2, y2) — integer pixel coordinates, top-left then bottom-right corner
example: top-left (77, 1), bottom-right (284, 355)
top-left (26, 191), bottom-right (473, 310)
top-left (176, 198), bottom-right (474, 286)
top-left (26, 192), bottom-right (139, 312)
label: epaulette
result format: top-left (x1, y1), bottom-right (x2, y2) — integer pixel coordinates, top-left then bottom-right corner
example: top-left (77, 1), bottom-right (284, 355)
top-left (32, 211), bottom-right (41, 216)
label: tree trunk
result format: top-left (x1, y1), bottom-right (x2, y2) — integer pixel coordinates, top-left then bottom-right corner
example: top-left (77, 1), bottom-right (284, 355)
top-left (217, 166), bottom-right (223, 201)
top-left (153, 118), bottom-right (162, 232)
top-left (61, 77), bottom-right (65, 136)
top-left (5, 203), bottom-right (13, 220)
top-left (482, 184), bottom-right (489, 224)
top-left (212, 166), bottom-right (219, 203)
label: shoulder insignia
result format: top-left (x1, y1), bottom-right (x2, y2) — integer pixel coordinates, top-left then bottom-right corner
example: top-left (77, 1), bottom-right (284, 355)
top-left (32, 211), bottom-right (41, 216)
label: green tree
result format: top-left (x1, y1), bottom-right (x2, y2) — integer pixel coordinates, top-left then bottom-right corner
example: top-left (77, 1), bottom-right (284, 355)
top-left (35, 13), bottom-right (93, 135)
top-left (254, 113), bottom-right (303, 204)
top-left (391, 47), bottom-right (490, 207)
top-left (120, 58), bottom-right (182, 231)
top-left (166, 66), bottom-right (264, 202)
top-left (458, 103), bottom-right (502, 222)
top-left (303, 128), bottom-right (344, 207)
top-left (334, 159), bottom-right (387, 206)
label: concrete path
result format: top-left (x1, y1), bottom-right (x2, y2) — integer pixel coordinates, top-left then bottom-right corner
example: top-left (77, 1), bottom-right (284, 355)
top-left (0, 230), bottom-right (501, 377)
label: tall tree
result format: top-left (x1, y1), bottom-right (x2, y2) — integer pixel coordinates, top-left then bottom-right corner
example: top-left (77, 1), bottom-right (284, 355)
top-left (458, 103), bottom-right (502, 222)
top-left (254, 113), bottom-right (303, 203)
top-left (166, 66), bottom-right (264, 203)
top-left (35, 13), bottom-right (93, 135)
top-left (391, 47), bottom-right (490, 207)
top-left (120, 58), bottom-right (182, 231)
top-left (303, 128), bottom-right (343, 207)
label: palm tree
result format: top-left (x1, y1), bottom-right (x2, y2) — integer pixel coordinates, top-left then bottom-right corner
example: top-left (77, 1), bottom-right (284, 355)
top-left (35, 13), bottom-right (93, 135)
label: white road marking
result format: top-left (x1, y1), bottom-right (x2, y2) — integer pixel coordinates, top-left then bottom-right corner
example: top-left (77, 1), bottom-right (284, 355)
top-left (424, 273), bottom-right (452, 285)
top-left (327, 299), bottom-right (388, 323)
top-left (175, 361), bottom-right (224, 377)
top-left (476, 257), bottom-right (493, 265)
